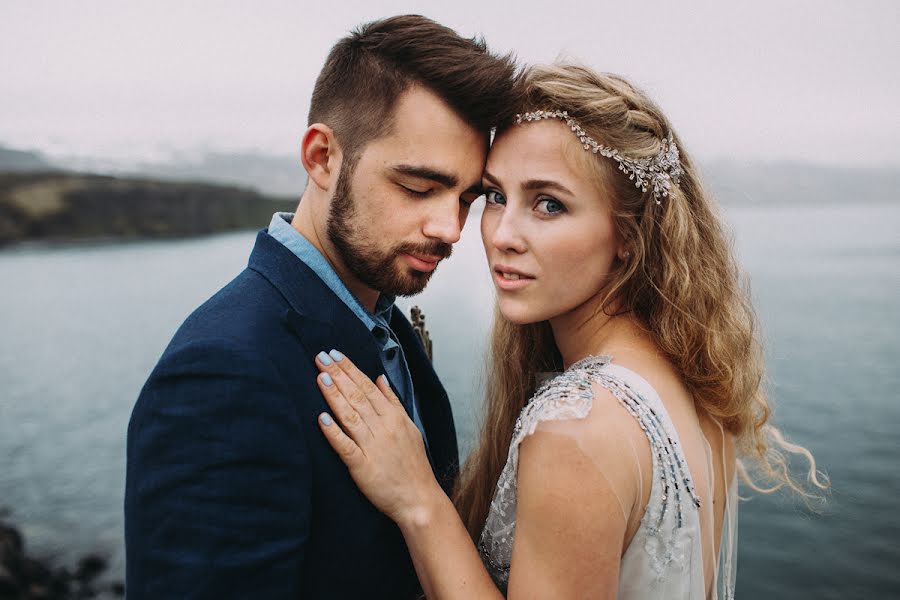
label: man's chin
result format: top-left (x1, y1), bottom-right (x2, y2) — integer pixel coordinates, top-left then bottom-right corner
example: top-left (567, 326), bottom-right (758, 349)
top-left (380, 263), bottom-right (433, 297)
top-left (393, 272), bottom-right (432, 297)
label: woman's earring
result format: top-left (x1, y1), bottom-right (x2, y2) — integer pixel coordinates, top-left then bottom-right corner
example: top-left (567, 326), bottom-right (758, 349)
top-left (621, 250), bottom-right (631, 261)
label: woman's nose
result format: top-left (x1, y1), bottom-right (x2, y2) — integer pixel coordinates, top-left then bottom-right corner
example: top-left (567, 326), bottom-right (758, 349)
top-left (486, 208), bottom-right (526, 254)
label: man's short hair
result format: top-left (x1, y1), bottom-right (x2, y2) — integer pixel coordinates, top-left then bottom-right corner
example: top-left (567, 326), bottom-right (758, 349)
top-left (309, 15), bottom-right (520, 163)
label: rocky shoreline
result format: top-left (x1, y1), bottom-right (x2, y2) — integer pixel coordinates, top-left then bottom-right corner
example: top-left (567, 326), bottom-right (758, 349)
top-left (0, 515), bottom-right (123, 600)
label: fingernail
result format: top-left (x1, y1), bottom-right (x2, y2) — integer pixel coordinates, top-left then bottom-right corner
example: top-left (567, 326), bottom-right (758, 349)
top-left (321, 373), bottom-right (333, 386)
top-left (317, 351), bottom-right (333, 366)
top-left (329, 349), bottom-right (344, 362)
top-left (320, 413), bottom-right (333, 426)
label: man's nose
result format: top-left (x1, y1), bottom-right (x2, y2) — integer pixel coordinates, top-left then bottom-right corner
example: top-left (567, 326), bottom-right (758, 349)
top-left (422, 196), bottom-right (463, 245)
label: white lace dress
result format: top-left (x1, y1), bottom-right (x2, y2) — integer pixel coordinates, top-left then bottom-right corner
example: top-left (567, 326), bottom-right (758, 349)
top-left (478, 355), bottom-right (738, 599)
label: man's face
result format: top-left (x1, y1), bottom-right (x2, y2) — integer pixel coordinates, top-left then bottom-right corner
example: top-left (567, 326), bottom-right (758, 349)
top-left (326, 86), bottom-right (486, 297)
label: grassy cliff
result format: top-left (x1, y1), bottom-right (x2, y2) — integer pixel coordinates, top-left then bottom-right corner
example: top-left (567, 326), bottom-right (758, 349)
top-left (0, 172), bottom-right (296, 246)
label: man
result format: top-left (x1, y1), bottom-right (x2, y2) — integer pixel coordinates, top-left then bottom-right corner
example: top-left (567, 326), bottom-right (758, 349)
top-left (124, 15), bottom-right (519, 599)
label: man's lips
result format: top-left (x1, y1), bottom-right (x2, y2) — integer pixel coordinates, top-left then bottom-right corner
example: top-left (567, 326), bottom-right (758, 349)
top-left (402, 253), bottom-right (441, 272)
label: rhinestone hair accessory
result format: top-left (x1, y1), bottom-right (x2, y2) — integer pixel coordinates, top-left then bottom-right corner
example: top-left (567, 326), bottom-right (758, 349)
top-left (515, 110), bottom-right (684, 204)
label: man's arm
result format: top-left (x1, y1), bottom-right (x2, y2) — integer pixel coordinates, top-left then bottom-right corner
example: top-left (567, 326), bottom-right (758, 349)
top-left (125, 341), bottom-right (311, 599)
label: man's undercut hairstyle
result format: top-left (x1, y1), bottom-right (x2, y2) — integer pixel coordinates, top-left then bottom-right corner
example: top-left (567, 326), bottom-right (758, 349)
top-left (309, 15), bottom-right (520, 164)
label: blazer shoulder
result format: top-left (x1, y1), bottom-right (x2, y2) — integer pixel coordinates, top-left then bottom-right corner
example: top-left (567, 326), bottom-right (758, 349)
top-left (151, 270), bottom-right (293, 372)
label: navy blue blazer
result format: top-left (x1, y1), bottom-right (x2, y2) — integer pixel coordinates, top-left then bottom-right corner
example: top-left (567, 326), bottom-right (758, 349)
top-left (125, 230), bottom-right (459, 599)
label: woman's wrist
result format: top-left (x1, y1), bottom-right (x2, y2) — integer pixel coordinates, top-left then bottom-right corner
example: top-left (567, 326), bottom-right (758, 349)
top-left (396, 481), bottom-right (452, 532)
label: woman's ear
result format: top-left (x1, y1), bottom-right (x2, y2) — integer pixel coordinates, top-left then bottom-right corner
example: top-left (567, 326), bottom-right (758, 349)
top-left (301, 124), bottom-right (341, 192)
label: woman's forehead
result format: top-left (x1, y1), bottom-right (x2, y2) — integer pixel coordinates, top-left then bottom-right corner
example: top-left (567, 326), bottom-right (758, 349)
top-left (487, 121), bottom-right (593, 184)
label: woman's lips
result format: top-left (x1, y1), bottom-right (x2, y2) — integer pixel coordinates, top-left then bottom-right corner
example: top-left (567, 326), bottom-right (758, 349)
top-left (493, 265), bottom-right (535, 291)
top-left (402, 253), bottom-right (441, 272)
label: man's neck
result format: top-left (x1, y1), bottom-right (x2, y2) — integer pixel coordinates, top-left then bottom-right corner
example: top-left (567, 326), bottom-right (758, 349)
top-left (291, 196), bottom-right (381, 313)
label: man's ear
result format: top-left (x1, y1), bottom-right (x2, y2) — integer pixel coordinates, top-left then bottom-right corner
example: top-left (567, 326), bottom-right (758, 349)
top-left (301, 124), bottom-right (341, 191)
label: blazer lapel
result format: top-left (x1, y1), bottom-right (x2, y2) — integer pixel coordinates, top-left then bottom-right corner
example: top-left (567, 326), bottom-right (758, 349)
top-left (247, 230), bottom-right (385, 384)
top-left (391, 307), bottom-right (460, 494)
top-left (248, 230), bottom-right (459, 489)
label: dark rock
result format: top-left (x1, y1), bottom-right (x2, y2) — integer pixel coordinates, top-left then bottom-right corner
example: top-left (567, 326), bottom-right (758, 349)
top-left (74, 556), bottom-right (106, 584)
top-left (0, 513), bottom-right (122, 599)
top-left (0, 521), bottom-right (24, 556)
top-left (108, 581), bottom-right (125, 597)
top-left (0, 561), bottom-right (23, 597)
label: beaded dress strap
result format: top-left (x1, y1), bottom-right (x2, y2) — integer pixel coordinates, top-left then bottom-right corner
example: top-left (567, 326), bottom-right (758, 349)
top-left (592, 362), bottom-right (701, 533)
top-left (477, 355), bottom-right (703, 586)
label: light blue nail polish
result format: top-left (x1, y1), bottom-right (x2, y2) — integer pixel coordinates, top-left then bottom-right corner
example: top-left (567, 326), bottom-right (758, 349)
top-left (317, 351), bottom-right (333, 366)
top-left (320, 413), bottom-right (333, 426)
top-left (329, 349), bottom-right (344, 362)
top-left (321, 373), bottom-right (333, 386)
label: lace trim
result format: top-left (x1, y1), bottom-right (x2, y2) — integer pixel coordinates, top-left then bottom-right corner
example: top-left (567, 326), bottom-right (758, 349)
top-left (478, 355), bottom-right (702, 587)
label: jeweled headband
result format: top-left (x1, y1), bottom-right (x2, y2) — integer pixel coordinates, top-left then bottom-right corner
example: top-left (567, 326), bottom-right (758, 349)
top-left (514, 110), bottom-right (684, 204)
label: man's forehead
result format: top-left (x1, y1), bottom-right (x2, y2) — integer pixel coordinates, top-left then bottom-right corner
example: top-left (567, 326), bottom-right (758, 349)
top-left (385, 88), bottom-right (486, 147)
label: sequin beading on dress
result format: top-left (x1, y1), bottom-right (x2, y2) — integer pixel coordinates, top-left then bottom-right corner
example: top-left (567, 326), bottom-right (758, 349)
top-left (477, 355), bottom-right (712, 598)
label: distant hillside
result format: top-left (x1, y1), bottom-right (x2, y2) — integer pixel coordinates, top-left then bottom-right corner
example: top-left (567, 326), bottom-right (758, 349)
top-left (98, 154), bottom-right (900, 207)
top-left (135, 151), bottom-right (307, 198)
top-left (0, 145), bottom-right (55, 172)
top-left (0, 171), bottom-right (295, 246)
top-left (0, 144), bottom-right (896, 246)
top-left (39, 150), bottom-right (307, 198)
top-left (704, 161), bottom-right (899, 206)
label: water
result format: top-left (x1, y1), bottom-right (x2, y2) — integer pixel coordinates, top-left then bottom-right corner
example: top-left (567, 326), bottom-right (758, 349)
top-left (1, 203), bottom-right (898, 597)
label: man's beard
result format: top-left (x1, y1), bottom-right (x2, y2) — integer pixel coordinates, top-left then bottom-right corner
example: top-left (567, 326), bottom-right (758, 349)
top-left (326, 161), bottom-right (452, 297)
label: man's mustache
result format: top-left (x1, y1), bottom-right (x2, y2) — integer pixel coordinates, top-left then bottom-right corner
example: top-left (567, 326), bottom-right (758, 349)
top-left (396, 241), bottom-right (453, 261)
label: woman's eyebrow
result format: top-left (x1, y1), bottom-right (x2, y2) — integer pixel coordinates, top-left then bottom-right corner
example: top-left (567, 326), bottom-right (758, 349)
top-left (483, 171), bottom-right (574, 196)
top-left (521, 179), bottom-right (574, 195)
top-left (482, 171), bottom-right (502, 187)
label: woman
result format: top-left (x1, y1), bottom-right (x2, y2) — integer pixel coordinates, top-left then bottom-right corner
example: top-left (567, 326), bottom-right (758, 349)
top-left (312, 63), bottom-right (825, 598)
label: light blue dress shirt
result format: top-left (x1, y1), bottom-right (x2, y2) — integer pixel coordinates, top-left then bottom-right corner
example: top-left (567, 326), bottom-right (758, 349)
top-left (267, 213), bottom-right (428, 444)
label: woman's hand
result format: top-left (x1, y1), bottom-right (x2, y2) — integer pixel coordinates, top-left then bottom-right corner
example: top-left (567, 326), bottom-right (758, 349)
top-left (315, 350), bottom-right (504, 600)
top-left (314, 350), bottom-right (444, 526)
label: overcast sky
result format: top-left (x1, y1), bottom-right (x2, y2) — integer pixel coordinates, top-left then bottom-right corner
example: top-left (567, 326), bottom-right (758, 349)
top-left (2, 0), bottom-right (898, 166)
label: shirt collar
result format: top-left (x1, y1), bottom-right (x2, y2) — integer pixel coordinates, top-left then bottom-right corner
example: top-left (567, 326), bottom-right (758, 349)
top-left (267, 212), bottom-right (397, 334)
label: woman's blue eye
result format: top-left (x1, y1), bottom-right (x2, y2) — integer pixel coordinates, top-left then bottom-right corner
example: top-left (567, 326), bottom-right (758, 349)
top-left (485, 190), bottom-right (506, 205)
top-left (536, 197), bottom-right (565, 214)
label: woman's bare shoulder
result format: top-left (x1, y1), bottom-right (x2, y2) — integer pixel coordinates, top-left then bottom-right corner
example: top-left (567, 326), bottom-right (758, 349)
top-left (510, 383), bottom-right (651, 596)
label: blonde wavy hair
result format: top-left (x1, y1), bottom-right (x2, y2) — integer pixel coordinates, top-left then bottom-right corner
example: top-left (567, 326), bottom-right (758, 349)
top-left (454, 63), bottom-right (828, 538)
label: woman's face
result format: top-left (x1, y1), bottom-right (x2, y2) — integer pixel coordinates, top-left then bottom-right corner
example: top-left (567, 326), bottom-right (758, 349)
top-left (480, 120), bottom-right (623, 325)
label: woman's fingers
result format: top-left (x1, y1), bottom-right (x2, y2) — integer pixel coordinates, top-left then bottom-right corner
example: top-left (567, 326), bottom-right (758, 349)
top-left (329, 351), bottom-right (399, 415)
top-left (315, 354), bottom-right (374, 444)
top-left (317, 412), bottom-right (364, 468)
top-left (317, 351), bottom-right (379, 419)
top-left (375, 373), bottom-right (404, 409)
top-left (314, 349), bottom-right (413, 449)
top-left (313, 351), bottom-right (439, 523)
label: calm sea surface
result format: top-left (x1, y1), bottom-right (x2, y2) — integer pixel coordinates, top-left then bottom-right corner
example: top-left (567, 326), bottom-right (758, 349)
top-left (1, 203), bottom-right (898, 597)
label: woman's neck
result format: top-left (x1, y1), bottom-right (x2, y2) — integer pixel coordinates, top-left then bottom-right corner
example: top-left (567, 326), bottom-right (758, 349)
top-left (549, 295), bottom-right (639, 368)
